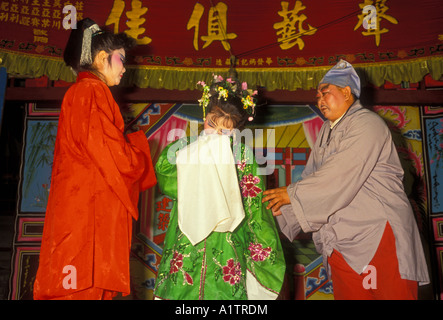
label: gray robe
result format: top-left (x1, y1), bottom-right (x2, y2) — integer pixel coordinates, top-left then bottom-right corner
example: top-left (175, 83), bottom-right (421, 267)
top-left (277, 101), bottom-right (429, 284)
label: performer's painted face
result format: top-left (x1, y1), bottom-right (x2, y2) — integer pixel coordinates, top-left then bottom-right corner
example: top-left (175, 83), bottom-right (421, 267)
top-left (102, 48), bottom-right (126, 86)
top-left (316, 84), bottom-right (350, 122)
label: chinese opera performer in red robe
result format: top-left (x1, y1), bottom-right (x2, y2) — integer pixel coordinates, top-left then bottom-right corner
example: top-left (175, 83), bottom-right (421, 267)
top-left (33, 18), bottom-right (157, 300)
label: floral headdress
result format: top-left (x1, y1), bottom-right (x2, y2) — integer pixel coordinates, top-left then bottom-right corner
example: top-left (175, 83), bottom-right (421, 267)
top-left (197, 74), bottom-right (258, 122)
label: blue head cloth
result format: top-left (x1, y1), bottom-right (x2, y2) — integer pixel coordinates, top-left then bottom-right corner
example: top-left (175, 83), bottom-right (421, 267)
top-left (319, 60), bottom-right (361, 98)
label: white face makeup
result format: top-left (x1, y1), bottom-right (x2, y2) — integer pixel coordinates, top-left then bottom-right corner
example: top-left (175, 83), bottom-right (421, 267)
top-left (101, 48), bottom-right (126, 86)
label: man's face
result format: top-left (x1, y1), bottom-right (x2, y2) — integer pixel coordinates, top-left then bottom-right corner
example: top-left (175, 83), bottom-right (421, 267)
top-left (316, 84), bottom-right (350, 122)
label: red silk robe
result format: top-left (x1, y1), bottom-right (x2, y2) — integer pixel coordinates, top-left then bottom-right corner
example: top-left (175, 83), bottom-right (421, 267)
top-left (33, 72), bottom-right (157, 299)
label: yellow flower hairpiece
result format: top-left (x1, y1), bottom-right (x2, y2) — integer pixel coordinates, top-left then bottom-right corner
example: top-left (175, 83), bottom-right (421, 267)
top-left (197, 74), bottom-right (258, 121)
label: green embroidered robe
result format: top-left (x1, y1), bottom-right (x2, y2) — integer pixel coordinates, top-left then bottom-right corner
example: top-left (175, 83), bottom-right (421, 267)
top-left (153, 137), bottom-right (286, 300)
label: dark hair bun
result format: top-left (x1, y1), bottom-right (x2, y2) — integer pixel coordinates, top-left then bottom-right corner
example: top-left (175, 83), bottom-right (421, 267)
top-left (63, 18), bottom-right (136, 73)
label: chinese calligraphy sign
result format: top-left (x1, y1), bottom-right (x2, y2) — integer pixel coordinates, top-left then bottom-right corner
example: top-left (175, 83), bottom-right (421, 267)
top-left (354, 0), bottom-right (398, 46)
top-left (187, 2), bottom-right (237, 51)
top-left (106, 0), bottom-right (152, 45)
top-left (273, 1), bottom-right (317, 50)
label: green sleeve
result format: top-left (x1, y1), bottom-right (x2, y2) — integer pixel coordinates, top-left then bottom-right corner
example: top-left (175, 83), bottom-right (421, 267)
top-left (238, 144), bottom-right (286, 294)
top-left (154, 138), bottom-right (190, 199)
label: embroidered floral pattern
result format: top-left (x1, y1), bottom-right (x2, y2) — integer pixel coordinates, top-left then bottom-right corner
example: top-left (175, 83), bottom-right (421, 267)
top-left (248, 242), bottom-right (272, 262)
top-left (222, 258), bottom-right (242, 285)
top-left (236, 159), bottom-right (247, 171)
top-left (169, 251), bottom-right (193, 285)
top-left (184, 272), bottom-right (193, 285)
top-left (240, 174), bottom-right (262, 198)
top-left (153, 138), bottom-right (285, 299)
top-left (170, 251), bottom-right (183, 273)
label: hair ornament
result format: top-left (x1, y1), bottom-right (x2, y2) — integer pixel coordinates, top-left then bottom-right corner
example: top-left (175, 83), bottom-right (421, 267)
top-left (197, 74), bottom-right (258, 121)
top-left (79, 23), bottom-right (102, 66)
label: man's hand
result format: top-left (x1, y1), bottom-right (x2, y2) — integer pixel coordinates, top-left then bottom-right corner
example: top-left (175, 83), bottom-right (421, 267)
top-left (262, 186), bottom-right (290, 213)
